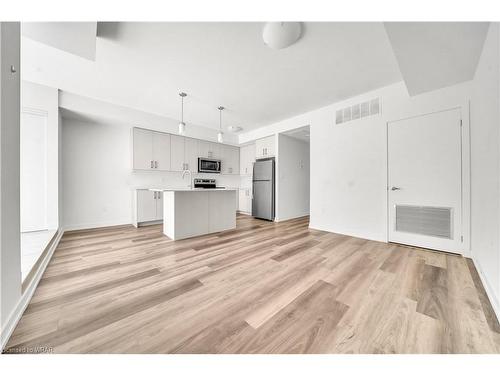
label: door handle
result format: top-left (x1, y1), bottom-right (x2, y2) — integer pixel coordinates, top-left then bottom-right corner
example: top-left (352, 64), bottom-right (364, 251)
top-left (391, 186), bottom-right (401, 191)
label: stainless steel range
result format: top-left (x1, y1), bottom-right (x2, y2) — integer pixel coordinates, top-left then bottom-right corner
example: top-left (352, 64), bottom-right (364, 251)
top-left (193, 178), bottom-right (219, 189)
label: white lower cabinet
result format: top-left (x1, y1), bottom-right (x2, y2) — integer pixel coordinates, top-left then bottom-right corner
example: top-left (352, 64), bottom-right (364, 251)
top-left (238, 188), bottom-right (252, 214)
top-left (134, 189), bottom-right (163, 226)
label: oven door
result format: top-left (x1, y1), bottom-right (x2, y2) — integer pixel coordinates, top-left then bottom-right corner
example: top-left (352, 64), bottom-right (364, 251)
top-left (198, 158), bottom-right (221, 173)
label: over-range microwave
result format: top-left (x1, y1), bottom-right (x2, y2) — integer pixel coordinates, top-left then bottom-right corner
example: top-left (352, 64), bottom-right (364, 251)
top-left (198, 158), bottom-right (221, 173)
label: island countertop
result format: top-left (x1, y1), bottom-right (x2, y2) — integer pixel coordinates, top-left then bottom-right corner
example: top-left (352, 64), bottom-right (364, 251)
top-left (148, 187), bottom-right (238, 192)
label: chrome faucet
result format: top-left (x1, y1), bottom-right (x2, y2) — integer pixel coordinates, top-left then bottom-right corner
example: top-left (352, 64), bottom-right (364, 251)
top-left (182, 169), bottom-right (193, 189)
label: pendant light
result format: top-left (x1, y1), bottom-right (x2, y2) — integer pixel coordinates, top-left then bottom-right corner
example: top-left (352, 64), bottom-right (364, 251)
top-left (217, 106), bottom-right (224, 143)
top-left (178, 92), bottom-right (187, 135)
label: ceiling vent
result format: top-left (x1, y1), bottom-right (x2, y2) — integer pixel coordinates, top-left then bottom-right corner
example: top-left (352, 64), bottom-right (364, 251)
top-left (335, 98), bottom-right (380, 125)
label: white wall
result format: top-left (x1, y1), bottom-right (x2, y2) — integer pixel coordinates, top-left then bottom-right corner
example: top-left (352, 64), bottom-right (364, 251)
top-left (0, 22), bottom-right (21, 347)
top-left (21, 81), bottom-right (59, 230)
top-left (276, 134), bottom-right (310, 221)
top-left (470, 23), bottom-right (500, 316)
top-left (240, 81), bottom-right (471, 249)
top-left (62, 117), bottom-right (241, 230)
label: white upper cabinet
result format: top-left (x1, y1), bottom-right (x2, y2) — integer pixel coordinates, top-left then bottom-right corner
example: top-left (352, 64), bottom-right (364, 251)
top-left (152, 132), bottom-right (171, 171)
top-left (132, 128), bottom-right (171, 170)
top-left (198, 140), bottom-right (220, 159)
top-left (255, 135), bottom-right (275, 159)
top-left (240, 143), bottom-right (255, 175)
top-left (170, 135), bottom-right (199, 172)
top-left (133, 128), bottom-right (153, 170)
top-left (170, 135), bottom-right (186, 172)
top-left (133, 127), bottom-right (237, 174)
top-left (184, 137), bottom-right (198, 172)
top-left (220, 145), bottom-right (240, 175)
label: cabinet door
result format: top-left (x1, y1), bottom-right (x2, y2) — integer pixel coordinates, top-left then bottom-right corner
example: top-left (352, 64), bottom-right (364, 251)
top-left (228, 146), bottom-right (240, 174)
top-left (198, 140), bottom-right (220, 159)
top-left (170, 135), bottom-right (185, 172)
top-left (197, 140), bottom-right (210, 158)
top-left (255, 138), bottom-right (266, 159)
top-left (220, 145), bottom-right (231, 174)
top-left (156, 192), bottom-right (163, 220)
top-left (256, 136), bottom-right (275, 159)
top-left (137, 190), bottom-right (157, 222)
top-left (133, 128), bottom-right (153, 170)
top-left (184, 137), bottom-right (198, 172)
top-left (240, 144), bottom-right (255, 175)
top-left (152, 132), bottom-right (171, 171)
top-left (265, 136), bottom-right (275, 157)
top-left (238, 190), bottom-right (247, 212)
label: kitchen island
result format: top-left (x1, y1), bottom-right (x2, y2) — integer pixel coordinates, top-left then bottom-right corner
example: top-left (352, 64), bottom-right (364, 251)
top-left (150, 188), bottom-right (237, 240)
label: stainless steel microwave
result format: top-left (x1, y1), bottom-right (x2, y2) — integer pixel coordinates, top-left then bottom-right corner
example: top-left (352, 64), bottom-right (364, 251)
top-left (198, 158), bottom-right (221, 173)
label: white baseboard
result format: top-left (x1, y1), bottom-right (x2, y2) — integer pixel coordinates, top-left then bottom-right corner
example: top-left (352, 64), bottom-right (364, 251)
top-left (63, 220), bottom-right (132, 232)
top-left (470, 255), bottom-right (500, 323)
top-left (1, 228), bottom-right (64, 351)
top-left (308, 222), bottom-right (386, 243)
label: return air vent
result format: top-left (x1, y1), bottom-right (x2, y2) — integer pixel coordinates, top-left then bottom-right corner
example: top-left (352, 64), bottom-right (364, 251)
top-left (395, 205), bottom-right (452, 239)
top-left (335, 98), bottom-right (380, 125)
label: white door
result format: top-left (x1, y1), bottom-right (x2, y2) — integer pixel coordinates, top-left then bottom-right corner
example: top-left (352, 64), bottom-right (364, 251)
top-left (170, 135), bottom-right (185, 172)
top-left (152, 132), bottom-right (171, 171)
top-left (20, 111), bottom-right (47, 232)
top-left (388, 108), bottom-right (462, 253)
top-left (133, 128), bottom-right (153, 170)
top-left (184, 137), bottom-right (198, 172)
top-left (137, 190), bottom-right (157, 222)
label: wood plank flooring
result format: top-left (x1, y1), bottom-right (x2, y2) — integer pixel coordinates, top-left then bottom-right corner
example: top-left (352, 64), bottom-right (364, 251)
top-left (4, 215), bottom-right (500, 353)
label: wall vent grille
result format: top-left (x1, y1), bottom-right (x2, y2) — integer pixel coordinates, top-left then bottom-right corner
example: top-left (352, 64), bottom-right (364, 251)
top-left (395, 205), bottom-right (452, 239)
top-left (335, 98), bottom-right (380, 125)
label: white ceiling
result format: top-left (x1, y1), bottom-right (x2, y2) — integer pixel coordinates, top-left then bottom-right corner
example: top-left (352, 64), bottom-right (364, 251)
top-left (385, 22), bottom-right (489, 96)
top-left (21, 22), bottom-right (401, 133)
top-left (21, 22), bottom-right (488, 134)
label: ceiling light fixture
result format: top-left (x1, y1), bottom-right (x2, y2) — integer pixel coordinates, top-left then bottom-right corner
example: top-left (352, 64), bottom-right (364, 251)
top-left (262, 22), bottom-right (302, 50)
top-left (228, 125), bottom-right (243, 133)
top-left (217, 106), bottom-right (224, 143)
top-left (178, 92), bottom-right (187, 135)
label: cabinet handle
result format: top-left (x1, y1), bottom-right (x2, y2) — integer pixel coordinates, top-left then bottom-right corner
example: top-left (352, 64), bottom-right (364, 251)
top-left (155, 161), bottom-right (158, 169)
top-left (151, 160), bottom-right (154, 168)
top-left (153, 191), bottom-right (156, 199)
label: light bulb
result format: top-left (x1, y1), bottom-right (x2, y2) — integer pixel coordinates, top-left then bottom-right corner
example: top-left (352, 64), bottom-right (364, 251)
top-left (178, 122), bottom-right (186, 135)
top-left (217, 131), bottom-right (224, 143)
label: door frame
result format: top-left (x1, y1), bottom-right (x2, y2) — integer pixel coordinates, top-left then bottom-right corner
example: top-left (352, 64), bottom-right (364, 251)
top-left (386, 105), bottom-right (471, 256)
top-left (20, 107), bottom-right (49, 233)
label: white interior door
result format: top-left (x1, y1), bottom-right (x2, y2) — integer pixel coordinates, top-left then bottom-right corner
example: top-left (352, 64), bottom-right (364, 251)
top-left (388, 108), bottom-right (462, 253)
top-left (21, 111), bottom-right (47, 232)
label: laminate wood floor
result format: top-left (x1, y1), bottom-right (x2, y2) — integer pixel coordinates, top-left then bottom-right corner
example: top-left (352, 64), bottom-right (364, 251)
top-left (5, 215), bottom-right (500, 353)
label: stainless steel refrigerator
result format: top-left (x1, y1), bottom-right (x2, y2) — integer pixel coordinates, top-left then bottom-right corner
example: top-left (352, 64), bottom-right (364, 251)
top-left (252, 158), bottom-right (275, 221)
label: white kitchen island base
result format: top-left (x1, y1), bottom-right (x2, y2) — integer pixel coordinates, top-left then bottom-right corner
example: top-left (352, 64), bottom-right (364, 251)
top-left (162, 189), bottom-right (237, 240)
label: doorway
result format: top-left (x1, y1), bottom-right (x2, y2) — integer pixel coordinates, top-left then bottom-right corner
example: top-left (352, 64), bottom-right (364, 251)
top-left (387, 108), bottom-right (463, 253)
top-left (20, 108), bottom-right (54, 281)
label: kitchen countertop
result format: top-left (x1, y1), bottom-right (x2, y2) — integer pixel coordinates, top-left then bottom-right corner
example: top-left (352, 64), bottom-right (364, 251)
top-left (148, 187), bottom-right (238, 192)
